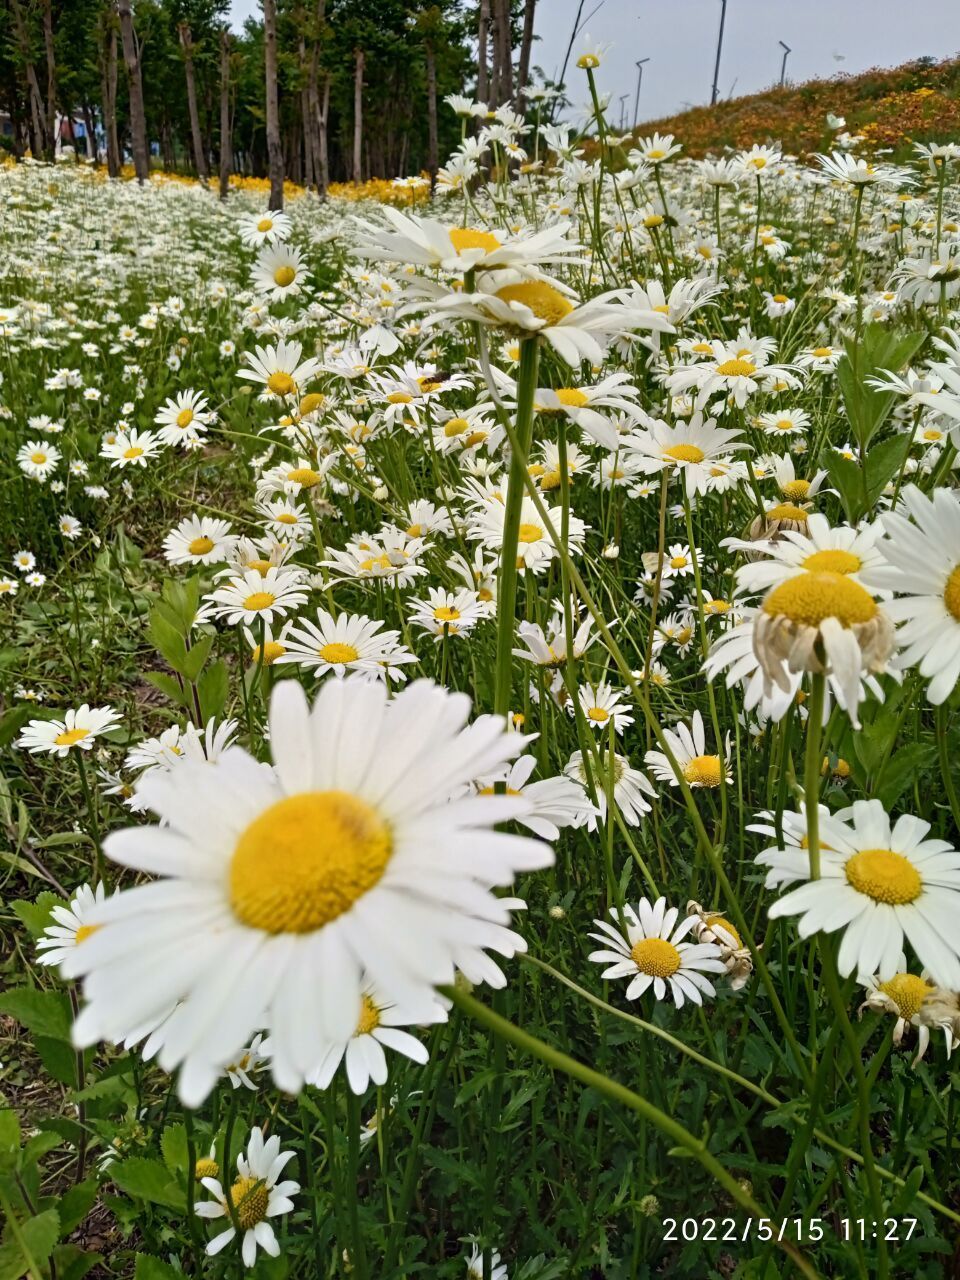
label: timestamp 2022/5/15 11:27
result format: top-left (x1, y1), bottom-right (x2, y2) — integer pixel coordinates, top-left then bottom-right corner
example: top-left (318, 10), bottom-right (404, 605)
top-left (660, 1216), bottom-right (920, 1244)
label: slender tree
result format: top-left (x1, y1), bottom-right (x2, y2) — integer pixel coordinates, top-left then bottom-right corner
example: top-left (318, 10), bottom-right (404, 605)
top-left (477, 0), bottom-right (489, 104)
top-left (515, 0), bottom-right (536, 107)
top-left (352, 42), bottom-right (363, 184)
top-left (218, 26), bottom-right (232, 197)
top-left (179, 22), bottom-right (209, 179)
top-left (262, 0), bottom-right (284, 207)
top-left (117, 0), bottom-right (149, 180)
top-left (99, 11), bottom-right (121, 175)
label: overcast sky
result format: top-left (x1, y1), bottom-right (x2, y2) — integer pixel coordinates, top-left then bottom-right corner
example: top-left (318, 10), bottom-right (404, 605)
top-left (228, 0), bottom-right (959, 125)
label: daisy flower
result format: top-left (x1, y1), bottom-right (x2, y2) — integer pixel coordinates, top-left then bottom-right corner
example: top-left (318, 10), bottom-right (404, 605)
top-left (224, 1033), bottom-right (271, 1090)
top-left (12, 550), bottom-right (36, 573)
top-left (476, 755), bottom-right (597, 839)
top-left (252, 243), bottom-right (307, 299)
top-left (65, 679), bottom-right (554, 1103)
top-left (564, 748), bottom-right (655, 828)
top-left (666, 343), bottom-right (797, 409)
top-left (101, 428), bottom-right (162, 468)
top-left (308, 985), bottom-right (446, 1094)
top-left (408, 587), bottom-right (485, 640)
top-left (758, 799), bottom-right (960, 987)
top-left (727, 514), bottom-right (887, 594)
top-left (195, 1125), bottom-right (298, 1267)
top-left (163, 515), bottom-right (237, 567)
top-left (686, 901), bottom-right (753, 990)
top-left (59, 515), bottom-right (82, 540)
top-left (0, 578), bottom-right (19, 599)
top-left (276, 608), bottom-right (416, 680)
top-left (18, 705), bottom-right (121, 757)
top-left (645, 710), bottom-right (731, 789)
top-left (858, 967), bottom-right (959, 1065)
top-left (625, 412), bottom-right (746, 497)
top-left (576, 682), bottom-right (634, 734)
top-left (534, 372), bottom-right (643, 450)
top-left (465, 1241), bottom-right (508, 1280)
top-left (588, 897), bottom-right (726, 1006)
top-left (36, 883), bottom-right (107, 970)
top-left (867, 484), bottom-right (960, 703)
top-left (17, 440), bottom-right (60, 481)
top-left (154, 389), bottom-right (214, 447)
top-left (757, 407), bottom-right (811, 438)
top-left (469, 494), bottom-right (586, 573)
top-left (238, 209), bottom-right (292, 247)
top-left (205, 567), bottom-right (308, 628)
top-left (238, 339), bottom-right (321, 400)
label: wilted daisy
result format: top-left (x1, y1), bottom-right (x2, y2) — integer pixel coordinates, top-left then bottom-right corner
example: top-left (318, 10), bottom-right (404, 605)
top-left (686, 902), bottom-right (753, 990)
top-left (645, 710), bottom-right (731, 789)
top-left (163, 515), bottom-right (237, 566)
top-left (588, 898), bottom-right (726, 1006)
top-left (65, 679), bottom-right (553, 1102)
top-left (195, 1125), bottom-right (298, 1267)
top-left (758, 798), bottom-right (960, 988)
top-left (276, 608), bottom-right (416, 680)
top-left (858, 967), bottom-right (960, 1065)
top-left (36, 883), bottom-right (107, 970)
top-left (19, 705), bottom-right (121, 757)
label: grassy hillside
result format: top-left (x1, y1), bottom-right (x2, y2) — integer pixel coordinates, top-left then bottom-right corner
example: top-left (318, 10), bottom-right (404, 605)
top-left (633, 55), bottom-right (960, 155)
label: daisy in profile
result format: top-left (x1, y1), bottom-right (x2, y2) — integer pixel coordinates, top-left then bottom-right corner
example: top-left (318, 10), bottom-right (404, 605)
top-left (19, 705), bottom-right (121, 757)
top-left (154, 389), bottom-right (214, 447)
top-left (252, 244), bottom-right (307, 300)
top-left (205, 566), bottom-right (308, 628)
top-left (36, 883), bottom-right (107, 970)
top-left (645, 710), bottom-right (731, 790)
top-left (576, 682), bottom-right (634, 734)
top-left (59, 515), bottom-right (82, 540)
top-left (476, 756), bottom-right (597, 839)
top-left (408, 588), bottom-right (485, 640)
top-left (665, 342), bottom-right (796, 409)
top-left (758, 798), bottom-right (960, 988)
top-left (17, 440), bottom-right (60, 481)
top-left (224, 1033), bottom-right (271, 1090)
top-left (238, 339), bottom-right (321, 400)
top-left (533, 372), bottom-right (643, 450)
top-left (65, 679), bottom-right (553, 1103)
top-left (588, 898), bottom-right (726, 1006)
top-left (465, 1240), bottom-right (509, 1280)
top-left (101, 428), bottom-right (162, 469)
top-left (858, 965), bottom-right (959, 1066)
top-left (866, 485), bottom-right (960, 704)
top-left (308, 985), bottom-right (445, 1094)
top-left (0, 578), bottom-right (19, 599)
top-left (323, 530), bottom-right (428, 589)
top-left (564, 748), bottom-right (655, 828)
top-left (276, 608), bottom-right (416, 680)
top-left (163, 515), bottom-right (237, 567)
top-left (625, 412), bottom-right (746, 496)
top-left (195, 1125), bottom-right (298, 1267)
top-left (238, 209), bottom-right (292, 247)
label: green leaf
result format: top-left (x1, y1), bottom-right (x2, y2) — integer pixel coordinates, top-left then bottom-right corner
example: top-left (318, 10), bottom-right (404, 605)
top-left (134, 1254), bottom-right (184, 1280)
top-left (160, 1124), bottom-right (188, 1175)
top-left (820, 447), bottom-right (865, 523)
top-left (198, 661), bottom-right (229, 720)
top-left (864, 432), bottom-right (912, 506)
top-left (0, 1110), bottom-right (20, 1173)
top-left (180, 634), bottom-right (213, 683)
top-left (35, 1036), bottom-right (81, 1087)
top-left (52, 1244), bottom-right (100, 1280)
top-left (0, 988), bottom-right (71, 1041)
top-left (143, 672), bottom-right (191, 709)
top-left (58, 1180), bottom-right (98, 1235)
top-left (0, 1208), bottom-right (59, 1280)
top-left (10, 894), bottom-right (62, 939)
top-left (0, 705), bottom-right (34, 750)
top-left (110, 1157), bottom-right (184, 1209)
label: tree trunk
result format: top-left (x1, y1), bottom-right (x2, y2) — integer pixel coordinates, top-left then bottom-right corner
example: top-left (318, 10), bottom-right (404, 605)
top-left (306, 0), bottom-right (328, 198)
top-left (117, 0), bottom-right (148, 182)
top-left (425, 39), bottom-right (438, 188)
top-left (317, 75), bottom-right (330, 196)
top-left (102, 20), bottom-right (121, 176)
top-left (352, 46), bottom-right (364, 185)
top-left (81, 102), bottom-right (97, 162)
top-left (492, 0), bottom-right (513, 107)
top-left (9, 0), bottom-right (47, 157)
top-left (516, 0), bottom-right (536, 106)
top-left (263, 0), bottom-right (284, 209)
top-left (178, 24), bottom-right (209, 180)
top-left (41, 0), bottom-right (56, 159)
top-left (219, 29), bottom-right (232, 200)
top-left (297, 27), bottom-right (315, 190)
top-left (477, 0), bottom-right (490, 105)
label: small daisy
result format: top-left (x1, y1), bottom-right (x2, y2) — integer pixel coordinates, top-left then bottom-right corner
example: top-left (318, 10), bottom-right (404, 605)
top-left (154, 389), bottom-right (214, 447)
top-left (195, 1125), bottom-right (298, 1268)
top-left (238, 209), bottom-right (292, 247)
top-left (252, 244), bottom-right (307, 300)
top-left (17, 440), bottom-right (60, 481)
top-left (564, 748), bottom-right (655, 828)
top-left (205, 567), bottom-right (308, 628)
top-left (858, 967), bottom-right (959, 1065)
top-left (101, 427), bottom-right (162, 468)
top-left (576, 682), bottom-right (634, 734)
top-left (18, 705), bottom-right (121, 757)
top-left (224, 1033), bottom-right (272, 1090)
top-left (625, 413), bottom-right (746, 497)
top-left (308, 985), bottom-right (446, 1094)
top-left (588, 897), bottom-right (726, 1006)
top-left (465, 1241), bottom-right (509, 1280)
top-left (13, 550), bottom-right (36, 573)
top-left (408, 587), bottom-right (485, 640)
top-left (0, 577), bottom-right (19, 599)
top-left (36, 883), bottom-right (108, 970)
top-left (163, 516), bottom-right (237, 567)
top-left (276, 608), bottom-right (416, 681)
top-left (645, 710), bottom-right (731, 789)
top-left (238, 339), bottom-right (321, 400)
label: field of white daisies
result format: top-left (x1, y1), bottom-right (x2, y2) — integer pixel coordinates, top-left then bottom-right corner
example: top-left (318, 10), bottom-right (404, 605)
top-left (3, 82), bottom-right (960, 1280)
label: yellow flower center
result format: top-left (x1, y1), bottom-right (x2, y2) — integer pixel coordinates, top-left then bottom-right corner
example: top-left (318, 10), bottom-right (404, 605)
top-left (555, 388), bottom-right (589, 408)
top-left (943, 565), bottom-right (960, 621)
top-left (774, 418), bottom-right (794, 431)
top-left (495, 281), bottom-right (574, 326)
top-left (360, 554), bottom-right (393, 572)
top-left (30, 452), bottom-right (47, 464)
top-left (176, 408), bottom-right (194, 428)
top-left (434, 605), bottom-right (461, 622)
top-left (267, 371), bottom-right (296, 396)
top-left (577, 53), bottom-right (600, 68)
top-left (763, 571), bottom-right (876, 628)
top-left (669, 555), bottom-right (688, 569)
top-left (781, 479), bottom-right (810, 501)
top-left (587, 706), bottom-right (610, 722)
top-left (252, 641), bottom-right (286, 665)
top-left (663, 443), bottom-right (705, 464)
top-left (387, 392), bottom-right (413, 404)
top-left (319, 642), bottom-right (360, 664)
top-left (766, 503), bottom-right (809, 522)
top-left (444, 417), bottom-right (469, 437)
top-left (465, 431), bottom-right (487, 447)
top-left (243, 591), bottom-right (276, 612)
top-left (274, 265), bottom-right (296, 287)
top-left (194, 1157), bottom-right (219, 1180)
top-left (683, 754), bottom-right (723, 787)
top-left (74, 923), bottom-right (101, 945)
top-left (773, 294), bottom-right (789, 303)
top-left (812, 347), bottom-right (833, 358)
top-left (299, 393), bottom-right (325, 415)
top-left (257, 218), bottom-right (274, 232)
top-left (356, 994), bottom-right (382, 1036)
top-left (878, 973), bottom-right (932, 1020)
top-left (646, 149), bottom-right (665, 160)
top-left (275, 513), bottom-right (297, 525)
top-left (189, 536), bottom-right (215, 556)
top-left (715, 358), bottom-right (757, 377)
top-left (802, 548), bottom-right (861, 575)
top-left (230, 791), bottom-right (392, 933)
top-left (630, 936), bottom-right (681, 977)
top-left (230, 1176), bottom-right (269, 1230)
top-left (845, 848), bottom-right (922, 905)
top-left (288, 467), bottom-right (321, 487)
top-left (643, 214), bottom-right (665, 227)
top-left (448, 227), bottom-right (500, 253)
top-left (247, 559), bottom-right (273, 575)
top-left (123, 446), bottom-right (144, 460)
top-left (54, 727), bottom-right (91, 747)
top-left (517, 523), bottom-right (542, 543)
top-left (706, 915), bottom-right (742, 947)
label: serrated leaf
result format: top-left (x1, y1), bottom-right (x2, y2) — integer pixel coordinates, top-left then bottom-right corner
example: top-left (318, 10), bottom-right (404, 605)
top-left (52, 1244), bottom-right (99, 1280)
top-left (35, 1036), bottom-right (81, 1087)
top-left (134, 1254), bottom-right (184, 1280)
top-left (0, 1110), bottom-right (20, 1172)
top-left (10, 894), bottom-right (62, 939)
top-left (0, 987), bottom-right (71, 1041)
top-left (59, 1180), bottom-right (98, 1235)
top-left (160, 1124), bottom-right (188, 1175)
top-left (110, 1157), bottom-right (183, 1209)
top-left (0, 1207), bottom-right (59, 1280)
top-left (143, 672), bottom-right (191, 709)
